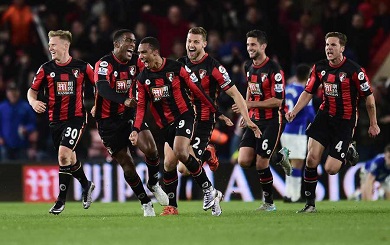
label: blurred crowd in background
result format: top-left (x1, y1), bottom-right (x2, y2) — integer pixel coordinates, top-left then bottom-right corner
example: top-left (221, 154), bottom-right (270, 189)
top-left (0, 0), bottom-right (389, 163)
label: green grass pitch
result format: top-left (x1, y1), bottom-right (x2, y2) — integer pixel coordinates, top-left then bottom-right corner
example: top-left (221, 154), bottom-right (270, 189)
top-left (1, 200), bottom-right (389, 245)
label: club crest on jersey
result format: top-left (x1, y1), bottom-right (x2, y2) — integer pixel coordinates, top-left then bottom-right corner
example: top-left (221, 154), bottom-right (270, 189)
top-left (151, 85), bottom-right (170, 101)
top-left (50, 72), bottom-right (55, 78)
top-left (199, 69), bottom-right (207, 79)
top-left (261, 73), bottom-right (268, 82)
top-left (166, 72), bottom-right (174, 82)
top-left (72, 69), bottom-right (80, 78)
top-left (339, 72), bottom-right (347, 82)
top-left (129, 65), bottom-right (136, 76)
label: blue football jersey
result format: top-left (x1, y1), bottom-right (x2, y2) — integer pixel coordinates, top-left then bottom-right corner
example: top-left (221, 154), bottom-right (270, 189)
top-left (284, 83), bottom-right (315, 134)
top-left (365, 154), bottom-right (390, 182)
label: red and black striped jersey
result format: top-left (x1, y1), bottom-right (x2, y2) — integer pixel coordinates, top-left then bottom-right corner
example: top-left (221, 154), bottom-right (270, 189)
top-left (178, 53), bottom-right (235, 123)
top-left (305, 57), bottom-right (372, 121)
top-left (134, 58), bottom-right (217, 131)
top-left (94, 53), bottom-right (143, 119)
top-left (31, 57), bottom-right (94, 122)
top-left (244, 57), bottom-right (287, 121)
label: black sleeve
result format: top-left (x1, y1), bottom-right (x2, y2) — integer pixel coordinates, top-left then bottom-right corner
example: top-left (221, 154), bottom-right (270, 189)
top-left (96, 80), bottom-right (126, 104)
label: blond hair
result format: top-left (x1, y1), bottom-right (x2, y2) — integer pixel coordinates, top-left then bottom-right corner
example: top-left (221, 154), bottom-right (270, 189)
top-left (188, 27), bottom-right (207, 41)
top-left (48, 30), bottom-right (72, 43)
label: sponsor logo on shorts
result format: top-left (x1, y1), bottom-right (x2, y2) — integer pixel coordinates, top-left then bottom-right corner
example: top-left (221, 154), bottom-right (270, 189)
top-left (60, 184), bottom-right (66, 191)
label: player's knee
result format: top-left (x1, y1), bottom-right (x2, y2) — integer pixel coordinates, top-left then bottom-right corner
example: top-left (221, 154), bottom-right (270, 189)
top-left (58, 153), bottom-right (71, 165)
top-left (177, 163), bottom-right (190, 176)
top-left (173, 150), bottom-right (188, 163)
top-left (144, 148), bottom-right (158, 159)
top-left (306, 154), bottom-right (320, 168)
top-left (164, 160), bottom-right (178, 171)
top-left (324, 165), bottom-right (340, 175)
top-left (238, 160), bottom-right (252, 169)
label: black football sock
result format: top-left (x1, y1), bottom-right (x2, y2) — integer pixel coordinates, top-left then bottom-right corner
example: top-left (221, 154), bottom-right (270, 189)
top-left (58, 165), bottom-right (72, 201)
top-left (185, 155), bottom-right (212, 190)
top-left (70, 160), bottom-right (89, 189)
top-left (273, 152), bottom-right (283, 164)
top-left (257, 167), bottom-right (274, 204)
top-left (163, 170), bottom-right (179, 207)
top-left (124, 174), bottom-right (151, 204)
top-left (303, 166), bottom-right (317, 206)
top-left (145, 155), bottom-right (160, 187)
top-left (201, 150), bottom-right (211, 162)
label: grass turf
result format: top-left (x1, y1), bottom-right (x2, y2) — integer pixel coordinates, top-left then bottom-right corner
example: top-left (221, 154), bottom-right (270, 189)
top-left (1, 200), bottom-right (389, 245)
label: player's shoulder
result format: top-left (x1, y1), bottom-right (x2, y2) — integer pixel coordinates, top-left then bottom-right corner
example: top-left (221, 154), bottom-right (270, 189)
top-left (244, 60), bottom-right (253, 71)
top-left (313, 59), bottom-right (328, 68)
top-left (165, 58), bottom-right (185, 71)
top-left (39, 60), bottom-right (55, 70)
top-left (176, 56), bottom-right (188, 65)
top-left (266, 58), bottom-right (282, 70)
top-left (206, 54), bottom-right (222, 68)
top-left (71, 57), bottom-right (93, 69)
top-left (343, 58), bottom-right (363, 71)
top-left (98, 53), bottom-right (114, 64)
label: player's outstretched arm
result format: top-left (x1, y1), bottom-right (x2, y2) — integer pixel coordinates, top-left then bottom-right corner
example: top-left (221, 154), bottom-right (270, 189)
top-left (286, 91), bottom-right (313, 122)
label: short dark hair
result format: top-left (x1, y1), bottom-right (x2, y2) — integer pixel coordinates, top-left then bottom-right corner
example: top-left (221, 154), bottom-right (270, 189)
top-left (385, 144), bottom-right (390, 153)
top-left (246, 30), bottom-right (268, 44)
top-left (139, 36), bottom-right (160, 51)
top-left (113, 29), bottom-right (133, 42)
top-left (296, 64), bottom-right (311, 81)
top-left (188, 27), bottom-right (207, 41)
top-left (325, 32), bottom-right (347, 46)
